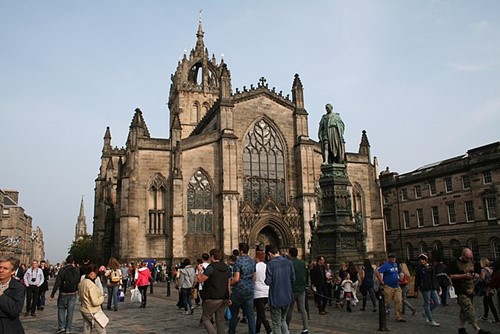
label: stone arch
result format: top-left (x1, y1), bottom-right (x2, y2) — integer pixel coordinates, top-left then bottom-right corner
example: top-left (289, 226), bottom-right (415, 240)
top-left (147, 173), bottom-right (168, 234)
top-left (249, 215), bottom-right (294, 251)
top-left (490, 237), bottom-right (500, 260)
top-left (187, 169), bottom-right (213, 235)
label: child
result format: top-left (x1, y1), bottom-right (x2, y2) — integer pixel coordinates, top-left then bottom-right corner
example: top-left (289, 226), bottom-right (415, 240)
top-left (341, 273), bottom-right (355, 312)
top-left (333, 276), bottom-right (342, 308)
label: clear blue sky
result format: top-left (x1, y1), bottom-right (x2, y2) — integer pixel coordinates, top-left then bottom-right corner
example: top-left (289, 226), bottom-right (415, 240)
top-left (1, 1), bottom-right (499, 263)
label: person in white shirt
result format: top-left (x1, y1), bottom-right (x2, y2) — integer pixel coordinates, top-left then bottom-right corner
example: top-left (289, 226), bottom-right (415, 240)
top-left (23, 259), bottom-right (44, 316)
top-left (341, 273), bottom-right (354, 312)
top-left (254, 250), bottom-right (272, 334)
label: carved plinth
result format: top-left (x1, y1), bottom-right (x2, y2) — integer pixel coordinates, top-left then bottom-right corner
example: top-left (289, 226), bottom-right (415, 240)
top-left (313, 163), bottom-right (365, 265)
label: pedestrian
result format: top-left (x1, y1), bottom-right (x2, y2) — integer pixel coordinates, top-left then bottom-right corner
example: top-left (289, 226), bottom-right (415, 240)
top-left (23, 259), bottom-right (44, 317)
top-left (135, 261), bottom-right (152, 308)
top-left (228, 242), bottom-right (256, 334)
top-left (325, 263), bottom-right (334, 305)
top-left (0, 257), bottom-right (26, 333)
top-left (310, 256), bottom-right (328, 315)
top-left (37, 259), bottom-right (50, 311)
top-left (346, 261), bottom-right (360, 305)
top-left (104, 257), bottom-right (122, 311)
top-left (50, 255), bottom-right (80, 334)
top-left (491, 260), bottom-right (500, 320)
top-left (479, 258), bottom-right (499, 324)
top-left (414, 253), bottom-right (440, 327)
top-left (120, 263), bottom-right (129, 295)
top-left (178, 258), bottom-right (196, 315)
top-left (265, 246), bottom-right (295, 334)
top-left (449, 247), bottom-right (491, 334)
top-left (375, 253), bottom-right (405, 323)
top-left (434, 257), bottom-right (451, 306)
top-left (196, 248), bottom-right (231, 334)
top-left (399, 262), bottom-right (416, 316)
top-left (341, 273), bottom-right (355, 312)
top-left (254, 250), bottom-right (272, 334)
top-left (78, 264), bottom-right (107, 334)
top-left (285, 247), bottom-right (309, 334)
top-left (359, 258), bottom-right (377, 312)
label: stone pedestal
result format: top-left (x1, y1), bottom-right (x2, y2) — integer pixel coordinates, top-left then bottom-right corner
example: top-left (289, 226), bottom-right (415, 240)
top-left (312, 163), bottom-right (365, 265)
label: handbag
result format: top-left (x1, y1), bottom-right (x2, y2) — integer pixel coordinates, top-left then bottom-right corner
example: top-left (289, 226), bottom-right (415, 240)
top-left (130, 287), bottom-right (142, 303)
top-left (119, 288), bottom-right (125, 302)
top-left (92, 309), bottom-right (109, 328)
top-left (449, 285), bottom-right (457, 299)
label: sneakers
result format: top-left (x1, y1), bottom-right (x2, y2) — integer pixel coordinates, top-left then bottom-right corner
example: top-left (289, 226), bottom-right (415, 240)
top-left (56, 330), bottom-right (65, 334)
top-left (429, 321), bottom-right (440, 327)
top-left (301, 330), bottom-right (309, 334)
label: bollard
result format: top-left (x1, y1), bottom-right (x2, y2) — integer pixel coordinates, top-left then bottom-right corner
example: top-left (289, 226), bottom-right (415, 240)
top-left (167, 280), bottom-right (171, 297)
top-left (377, 287), bottom-right (389, 331)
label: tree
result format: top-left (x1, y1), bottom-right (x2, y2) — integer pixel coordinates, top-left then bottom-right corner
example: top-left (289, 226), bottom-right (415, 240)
top-left (68, 235), bottom-right (94, 265)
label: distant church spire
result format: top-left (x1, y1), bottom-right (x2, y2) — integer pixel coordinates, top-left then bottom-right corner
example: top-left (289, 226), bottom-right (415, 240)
top-left (75, 196), bottom-right (87, 241)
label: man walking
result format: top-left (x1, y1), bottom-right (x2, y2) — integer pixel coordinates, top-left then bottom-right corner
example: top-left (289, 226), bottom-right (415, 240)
top-left (0, 257), bottom-right (26, 333)
top-left (229, 242), bottom-right (256, 334)
top-left (196, 248), bottom-right (231, 334)
top-left (50, 255), bottom-right (80, 334)
top-left (310, 256), bottom-right (328, 315)
top-left (23, 259), bottom-right (44, 317)
top-left (286, 247), bottom-right (309, 334)
top-left (376, 253), bottom-right (405, 323)
top-left (265, 246), bottom-right (295, 334)
top-left (449, 248), bottom-right (491, 334)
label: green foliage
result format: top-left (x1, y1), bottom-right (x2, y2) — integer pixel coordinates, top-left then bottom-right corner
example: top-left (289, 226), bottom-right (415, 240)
top-left (68, 235), bottom-right (94, 265)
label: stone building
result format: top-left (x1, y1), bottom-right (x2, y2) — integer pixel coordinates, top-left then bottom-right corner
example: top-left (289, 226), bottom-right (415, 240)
top-left (92, 20), bottom-right (386, 265)
top-left (0, 189), bottom-right (44, 264)
top-left (380, 142), bottom-right (500, 264)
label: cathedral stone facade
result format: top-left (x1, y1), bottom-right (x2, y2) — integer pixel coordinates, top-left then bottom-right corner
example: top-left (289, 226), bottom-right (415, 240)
top-left (92, 20), bottom-right (386, 265)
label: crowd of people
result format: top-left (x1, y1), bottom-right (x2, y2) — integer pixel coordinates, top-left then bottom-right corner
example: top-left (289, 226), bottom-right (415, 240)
top-left (1, 246), bottom-right (499, 334)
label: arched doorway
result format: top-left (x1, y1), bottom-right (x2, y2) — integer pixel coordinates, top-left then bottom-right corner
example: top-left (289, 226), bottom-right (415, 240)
top-left (250, 215), bottom-right (294, 252)
top-left (255, 226), bottom-right (280, 251)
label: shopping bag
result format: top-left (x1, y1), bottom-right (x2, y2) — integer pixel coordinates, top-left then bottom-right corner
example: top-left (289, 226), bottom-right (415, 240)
top-left (119, 288), bottom-right (125, 302)
top-left (449, 285), bottom-right (457, 299)
top-left (130, 287), bottom-right (142, 303)
top-left (92, 309), bottom-right (109, 328)
top-left (224, 306), bottom-right (232, 321)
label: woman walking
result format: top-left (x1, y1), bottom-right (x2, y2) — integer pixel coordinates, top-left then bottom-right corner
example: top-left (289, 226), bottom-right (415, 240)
top-left (359, 259), bottom-right (377, 312)
top-left (104, 257), bottom-right (121, 311)
top-left (254, 250), bottom-right (272, 334)
top-left (479, 258), bottom-right (499, 324)
top-left (78, 264), bottom-right (106, 334)
top-left (399, 262), bottom-right (416, 316)
top-left (414, 253), bottom-right (440, 327)
top-left (135, 261), bottom-right (152, 308)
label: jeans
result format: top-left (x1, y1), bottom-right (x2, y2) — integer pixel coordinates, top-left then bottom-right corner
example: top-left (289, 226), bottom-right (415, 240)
top-left (228, 295), bottom-right (255, 334)
top-left (37, 289), bottom-right (46, 309)
top-left (107, 285), bottom-right (119, 309)
top-left (286, 291), bottom-right (308, 331)
top-left (421, 289), bottom-right (440, 322)
top-left (138, 285), bottom-right (148, 306)
top-left (362, 286), bottom-right (377, 310)
top-left (270, 305), bottom-right (289, 334)
top-left (181, 287), bottom-right (192, 310)
top-left (401, 284), bottom-right (415, 313)
top-left (57, 293), bottom-right (77, 332)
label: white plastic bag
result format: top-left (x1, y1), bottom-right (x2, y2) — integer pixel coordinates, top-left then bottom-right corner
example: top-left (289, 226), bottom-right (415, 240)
top-left (130, 287), bottom-right (142, 303)
top-left (449, 285), bottom-right (457, 299)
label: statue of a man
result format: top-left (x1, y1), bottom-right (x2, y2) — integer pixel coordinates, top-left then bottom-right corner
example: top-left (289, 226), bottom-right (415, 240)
top-left (318, 103), bottom-right (345, 164)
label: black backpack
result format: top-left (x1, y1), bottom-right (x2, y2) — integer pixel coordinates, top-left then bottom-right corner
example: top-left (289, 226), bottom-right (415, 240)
top-left (59, 266), bottom-right (80, 293)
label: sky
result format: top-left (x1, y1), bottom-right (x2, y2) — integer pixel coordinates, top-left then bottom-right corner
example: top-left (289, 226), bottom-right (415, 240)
top-left (1, 1), bottom-right (499, 263)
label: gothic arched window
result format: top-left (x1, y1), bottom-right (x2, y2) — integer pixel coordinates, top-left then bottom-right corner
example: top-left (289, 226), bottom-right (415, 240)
top-left (187, 170), bottom-right (213, 234)
top-left (148, 174), bottom-right (167, 235)
top-left (243, 119), bottom-right (285, 209)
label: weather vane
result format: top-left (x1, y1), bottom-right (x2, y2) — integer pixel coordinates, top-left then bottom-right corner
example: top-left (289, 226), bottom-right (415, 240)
top-left (199, 9), bottom-right (202, 23)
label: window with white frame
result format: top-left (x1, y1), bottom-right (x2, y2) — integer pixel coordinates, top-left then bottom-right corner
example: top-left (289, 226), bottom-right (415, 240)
top-left (417, 208), bottom-right (424, 227)
top-left (483, 171), bottom-right (492, 184)
top-left (485, 197), bottom-right (497, 220)
top-left (431, 206), bottom-right (439, 226)
top-left (403, 210), bottom-right (410, 229)
top-left (462, 175), bottom-right (471, 189)
top-left (400, 188), bottom-right (408, 201)
top-left (465, 200), bottom-right (475, 222)
top-left (444, 177), bottom-right (453, 193)
top-left (429, 180), bottom-right (436, 196)
top-left (414, 185), bottom-right (422, 198)
top-left (447, 203), bottom-right (456, 224)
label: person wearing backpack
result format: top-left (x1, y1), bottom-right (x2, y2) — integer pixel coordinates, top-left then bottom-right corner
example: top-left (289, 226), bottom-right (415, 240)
top-left (50, 255), bottom-right (80, 334)
top-left (479, 258), bottom-right (499, 324)
top-left (104, 257), bottom-right (122, 311)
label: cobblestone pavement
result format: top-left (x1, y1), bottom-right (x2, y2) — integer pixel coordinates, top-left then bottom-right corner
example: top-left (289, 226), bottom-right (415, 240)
top-left (23, 281), bottom-right (499, 334)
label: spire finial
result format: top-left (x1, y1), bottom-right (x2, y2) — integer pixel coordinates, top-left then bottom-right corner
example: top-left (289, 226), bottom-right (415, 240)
top-left (199, 9), bottom-right (202, 23)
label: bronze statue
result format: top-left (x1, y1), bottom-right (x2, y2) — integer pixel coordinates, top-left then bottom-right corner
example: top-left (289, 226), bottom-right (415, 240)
top-left (318, 103), bottom-right (345, 164)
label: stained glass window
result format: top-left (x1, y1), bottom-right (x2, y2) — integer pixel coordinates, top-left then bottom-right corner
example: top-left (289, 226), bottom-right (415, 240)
top-left (243, 120), bottom-right (285, 209)
top-left (187, 170), bottom-right (213, 234)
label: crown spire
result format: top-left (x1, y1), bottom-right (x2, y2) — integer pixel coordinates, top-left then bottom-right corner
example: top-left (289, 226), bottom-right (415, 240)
top-left (196, 10), bottom-right (205, 52)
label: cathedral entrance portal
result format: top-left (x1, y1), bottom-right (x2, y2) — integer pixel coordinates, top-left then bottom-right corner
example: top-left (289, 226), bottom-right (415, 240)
top-left (256, 226), bottom-right (280, 250)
